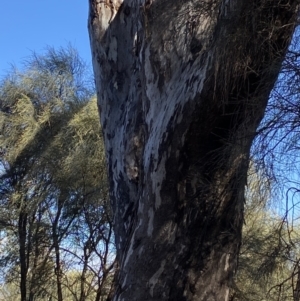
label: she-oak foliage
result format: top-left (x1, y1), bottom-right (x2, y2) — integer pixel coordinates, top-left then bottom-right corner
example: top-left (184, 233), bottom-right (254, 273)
top-left (88, 0), bottom-right (299, 300)
top-left (0, 47), bottom-right (114, 301)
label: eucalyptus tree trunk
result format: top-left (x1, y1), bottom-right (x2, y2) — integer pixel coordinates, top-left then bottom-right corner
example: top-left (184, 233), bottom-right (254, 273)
top-left (88, 1), bottom-right (298, 300)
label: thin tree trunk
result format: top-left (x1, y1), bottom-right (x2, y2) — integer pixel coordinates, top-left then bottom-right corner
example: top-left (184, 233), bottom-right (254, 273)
top-left (28, 211), bottom-right (39, 301)
top-left (52, 204), bottom-right (63, 301)
top-left (51, 195), bottom-right (79, 301)
top-left (54, 234), bottom-right (63, 301)
top-left (88, 0), bottom-right (298, 300)
top-left (28, 245), bottom-right (37, 301)
top-left (18, 211), bottom-right (28, 301)
top-left (79, 244), bottom-right (89, 301)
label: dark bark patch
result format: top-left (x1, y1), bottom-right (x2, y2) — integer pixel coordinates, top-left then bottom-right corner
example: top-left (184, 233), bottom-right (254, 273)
top-left (133, 238), bottom-right (142, 249)
top-left (124, 5), bottom-right (130, 16)
top-left (116, 71), bottom-right (125, 91)
top-left (190, 37), bottom-right (203, 55)
top-left (157, 72), bottom-right (165, 93)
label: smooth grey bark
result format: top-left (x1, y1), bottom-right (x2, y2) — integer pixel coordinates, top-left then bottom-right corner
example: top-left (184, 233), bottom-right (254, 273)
top-left (88, 1), bottom-right (298, 300)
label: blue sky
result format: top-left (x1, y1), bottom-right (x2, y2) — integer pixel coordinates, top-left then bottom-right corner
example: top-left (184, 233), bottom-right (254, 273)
top-left (0, 1), bottom-right (91, 77)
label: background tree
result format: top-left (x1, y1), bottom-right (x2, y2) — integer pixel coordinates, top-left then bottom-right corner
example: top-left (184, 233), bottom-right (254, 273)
top-left (233, 26), bottom-right (300, 301)
top-left (231, 166), bottom-right (300, 301)
top-left (88, 0), bottom-right (299, 300)
top-left (0, 46), bottom-right (114, 301)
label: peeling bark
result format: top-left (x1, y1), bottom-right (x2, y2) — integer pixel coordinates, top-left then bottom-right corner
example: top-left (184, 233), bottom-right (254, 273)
top-left (88, 0), bottom-right (299, 300)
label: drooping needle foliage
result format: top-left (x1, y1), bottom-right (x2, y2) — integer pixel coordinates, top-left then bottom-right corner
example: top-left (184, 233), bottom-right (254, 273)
top-left (0, 46), bottom-right (114, 301)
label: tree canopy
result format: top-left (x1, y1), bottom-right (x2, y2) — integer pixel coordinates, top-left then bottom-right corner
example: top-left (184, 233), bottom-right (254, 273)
top-left (0, 46), bottom-right (114, 301)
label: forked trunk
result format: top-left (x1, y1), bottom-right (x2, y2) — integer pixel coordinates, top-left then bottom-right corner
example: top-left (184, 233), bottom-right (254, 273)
top-left (88, 0), bottom-right (298, 300)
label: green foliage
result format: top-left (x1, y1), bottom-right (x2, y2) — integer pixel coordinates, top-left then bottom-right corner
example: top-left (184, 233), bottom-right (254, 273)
top-left (0, 46), bottom-right (114, 301)
top-left (232, 166), bottom-right (300, 301)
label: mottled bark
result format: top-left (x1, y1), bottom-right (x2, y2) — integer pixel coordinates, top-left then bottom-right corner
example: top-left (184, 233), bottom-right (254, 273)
top-left (88, 0), bottom-right (298, 300)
